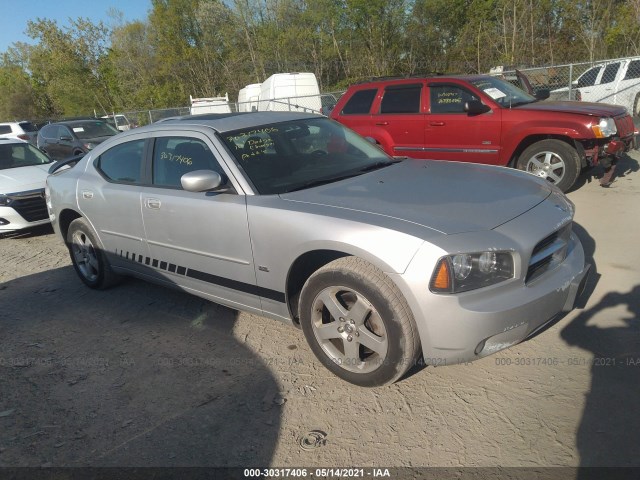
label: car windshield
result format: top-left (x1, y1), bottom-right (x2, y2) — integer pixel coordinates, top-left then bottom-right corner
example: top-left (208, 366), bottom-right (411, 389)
top-left (69, 121), bottom-right (119, 139)
top-left (471, 77), bottom-right (537, 107)
top-left (220, 117), bottom-right (394, 194)
top-left (0, 142), bottom-right (52, 170)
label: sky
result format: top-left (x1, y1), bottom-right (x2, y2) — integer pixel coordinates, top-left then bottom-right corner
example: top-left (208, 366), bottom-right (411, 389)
top-left (0, 0), bottom-right (152, 52)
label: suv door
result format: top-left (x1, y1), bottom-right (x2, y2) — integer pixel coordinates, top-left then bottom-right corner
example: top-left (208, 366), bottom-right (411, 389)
top-left (615, 59), bottom-right (640, 115)
top-left (424, 82), bottom-right (502, 164)
top-left (330, 88), bottom-right (377, 138)
top-left (139, 133), bottom-right (261, 311)
top-left (576, 65), bottom-right (604, 102)
top-left (596, 61), bottom-right (622, 105)
top-left (57, 125), bottom-right (81, 160)
top-left (373, 83), bottom-right (426, 158)
top-left (40, 125), bottom-right (63, 160)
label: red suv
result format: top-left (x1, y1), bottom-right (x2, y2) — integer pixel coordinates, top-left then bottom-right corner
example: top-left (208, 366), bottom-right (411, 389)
top-left (330, 74), bottom-right (637, 191)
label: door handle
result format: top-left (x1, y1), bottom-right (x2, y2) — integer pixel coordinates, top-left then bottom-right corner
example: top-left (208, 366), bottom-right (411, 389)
top-left (81, 190), bottom-right (94, 199)
top-left (375, 121), bottom-right (389, 126)
top-left (145, 198), bottom-right (161, 209)
top-left (430, 121), bottom-right (446, 126)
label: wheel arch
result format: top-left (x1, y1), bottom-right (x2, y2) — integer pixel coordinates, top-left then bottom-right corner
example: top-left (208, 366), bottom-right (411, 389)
top-left (285, 249), bottom-right (350, 325)
top-left (508, 134), bottom-right (580, 167)
top-left (58, 208), bottom-right (83, 243)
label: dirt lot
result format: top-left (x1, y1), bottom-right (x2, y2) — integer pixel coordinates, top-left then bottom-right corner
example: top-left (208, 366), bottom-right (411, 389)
top-left (0, 153), bottom-right (639, 471)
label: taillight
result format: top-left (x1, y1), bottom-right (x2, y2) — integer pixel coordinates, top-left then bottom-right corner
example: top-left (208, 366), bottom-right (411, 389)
top-left (17, 134), bottom-right (29, 140)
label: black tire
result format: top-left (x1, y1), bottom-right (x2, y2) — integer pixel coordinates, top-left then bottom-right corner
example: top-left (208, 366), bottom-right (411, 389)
top-left (516, 139), bottom-right (580, 192)
top-left (298, 257), bottom-right (420, 387)
top-left (634, 93), bottom-right (640, 117)
top-left (66, 217), bottom-right (121, 289)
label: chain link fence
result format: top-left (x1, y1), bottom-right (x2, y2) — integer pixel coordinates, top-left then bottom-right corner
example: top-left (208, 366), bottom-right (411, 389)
top-left (493, 56), bottom-right (640, 115)
top-left (104, 91), bottom-right (346, 131)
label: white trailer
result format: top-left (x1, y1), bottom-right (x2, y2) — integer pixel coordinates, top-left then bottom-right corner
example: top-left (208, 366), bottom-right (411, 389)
top-left (238, 83), bottom-right (262, 112)
top-left (257, 73), bottom-right (321, 113)
top-left (190, 94), bottom-right (232, 115)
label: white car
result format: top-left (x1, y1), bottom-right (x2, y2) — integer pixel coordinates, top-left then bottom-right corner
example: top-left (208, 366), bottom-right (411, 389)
top-left (0, 121), bottom-right (39, 145)
top-left (0, 138), bottom-right (53, 232)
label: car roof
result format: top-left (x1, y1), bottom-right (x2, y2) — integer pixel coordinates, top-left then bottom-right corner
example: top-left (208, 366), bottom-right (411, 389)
top-left (148, 111), bottom-right (321, 134)
top-left (47, 119), bottom-right (110, 127)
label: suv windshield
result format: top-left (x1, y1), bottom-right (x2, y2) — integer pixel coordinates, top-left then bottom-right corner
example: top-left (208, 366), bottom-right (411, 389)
top-left (221, 118), bottom-right (394, 194)
top-left (471, 77), bottom-right (537, 107)
top-left (0, 142), bottom-right (52, 170)
top-left (69, 121), bottom-right (119, 139)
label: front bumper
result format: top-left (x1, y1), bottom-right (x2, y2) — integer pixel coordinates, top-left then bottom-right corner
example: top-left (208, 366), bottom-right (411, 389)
top-left (0, 205), bottom-right (51, 232)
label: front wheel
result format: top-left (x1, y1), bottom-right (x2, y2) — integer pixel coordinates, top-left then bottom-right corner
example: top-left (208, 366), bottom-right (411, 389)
top-left (67, 217), bottom-right (121, 289)
top-left (516, 139), bottom-right (580, 192)
top-left (299, 257), bottom-right (420, 387)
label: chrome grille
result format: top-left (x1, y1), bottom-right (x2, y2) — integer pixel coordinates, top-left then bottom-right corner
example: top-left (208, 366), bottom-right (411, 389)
top-left (526, 224), bottom-right (572, 284)
top-left (7, 189), bottom-right (48, 222)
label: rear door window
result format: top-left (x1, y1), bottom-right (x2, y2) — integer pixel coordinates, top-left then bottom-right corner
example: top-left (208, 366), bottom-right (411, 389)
top-left (380, 85), bottom-right (422, 114)
top-left (97, 139), bottom-right (145, 184)
top-left (600, 62), bottom-right (621, 84)
top-left (577, 66), bottom-right (601, 87)
top-left (341, 89), bottom-right (377, 115)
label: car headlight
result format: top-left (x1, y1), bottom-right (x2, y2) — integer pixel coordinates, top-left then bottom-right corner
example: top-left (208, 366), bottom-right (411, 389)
top-left (591, 117), bottom-right (617, 138)
top-left (0, 194), bottom-right (12, 206)
top-left (430, 251), bottom-right (514, 293)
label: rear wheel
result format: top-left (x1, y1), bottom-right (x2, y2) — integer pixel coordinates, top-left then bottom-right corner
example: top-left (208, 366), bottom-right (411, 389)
top-left (299, 257), bottom-right (420, 387)
top-left (67, 218), bottom-right (121, 289)
top-left (516, 139), bottom-right (580, 192)
top-left (633, 93), bottom-right (640, 117)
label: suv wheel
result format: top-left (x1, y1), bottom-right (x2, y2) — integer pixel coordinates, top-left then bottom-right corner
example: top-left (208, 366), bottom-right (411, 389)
top-left (634, 93), bottom-right (640, 117)
top-left (516, 139), bottom-right (580, 192)
top-left (298, 257), bottom-right (420, 387)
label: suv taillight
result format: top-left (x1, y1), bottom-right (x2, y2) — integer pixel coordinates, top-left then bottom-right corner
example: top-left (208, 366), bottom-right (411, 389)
top-left (17, 134), bottom-right (29, 140)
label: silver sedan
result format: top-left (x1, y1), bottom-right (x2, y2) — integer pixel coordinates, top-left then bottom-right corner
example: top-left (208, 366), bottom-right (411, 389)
top-left (46, 112), bottom-right (590, 386)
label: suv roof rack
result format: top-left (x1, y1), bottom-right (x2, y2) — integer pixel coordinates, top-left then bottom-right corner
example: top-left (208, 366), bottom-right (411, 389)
top-left (354, 73), bottom-right (445, 84)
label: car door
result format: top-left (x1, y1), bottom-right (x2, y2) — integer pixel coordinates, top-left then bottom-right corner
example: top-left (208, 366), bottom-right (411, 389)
top-left (76, 136), bottom-right (149, 269)
top-left (58, 125), bottom-right (77, 159)
top-left (423, 82), bottom-right (502, 164)
top-left (40, 125), bottom-right (63, 160)
top-left (331, 87), bottom-right (377, 139)
top-left (595, 61), bottom-right (621, 105)
top-left (139, 133), bottom-right (261, 311)
top-left (372, 83), bottom-right (426, 158)
top-left (576, 65), bottom-right (603, 102)
top-left (614, 59), bottom-right (640, 114)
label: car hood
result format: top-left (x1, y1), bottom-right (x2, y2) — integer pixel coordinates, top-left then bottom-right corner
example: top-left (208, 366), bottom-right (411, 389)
top-left (280, 160), bottom-right (551, 235)
top-left (0, 164), bottom-right (50, 194)
top-left (514, 100), bottom-right (628, 117)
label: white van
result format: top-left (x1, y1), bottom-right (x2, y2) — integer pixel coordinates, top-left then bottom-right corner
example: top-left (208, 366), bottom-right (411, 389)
top-left (258, 73), bottom-right (321, 113)
top-left (238, 83), bottom-right (262, 112)
top-left (190, 94), bottom-right (232, 115)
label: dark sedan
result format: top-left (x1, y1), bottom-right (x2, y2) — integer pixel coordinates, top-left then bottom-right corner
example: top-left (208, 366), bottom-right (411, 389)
top-left (37, 119), bottom-right (119, 161)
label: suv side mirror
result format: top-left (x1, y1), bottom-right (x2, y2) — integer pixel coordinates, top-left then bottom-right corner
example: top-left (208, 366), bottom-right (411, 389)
top-left (465, 100), bottom-right (491, 115)
top-left (59, 135), bottom-right (73, 142)
top-left (534, 89), bottom-right (550, 100)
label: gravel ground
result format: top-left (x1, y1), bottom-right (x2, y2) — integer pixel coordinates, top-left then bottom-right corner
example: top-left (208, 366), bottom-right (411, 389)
top-left (0, 152), bottom-right (639, 470)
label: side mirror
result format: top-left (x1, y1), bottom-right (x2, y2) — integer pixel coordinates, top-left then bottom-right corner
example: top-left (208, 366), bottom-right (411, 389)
top-left (59, 135), bottom-right (73, 142)
top-left (464, 100), bottom-right (491, 115)
top-left (181, 170), bottom-right (229, 193)
top-left (535, 89), bottom-right (550, 100)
